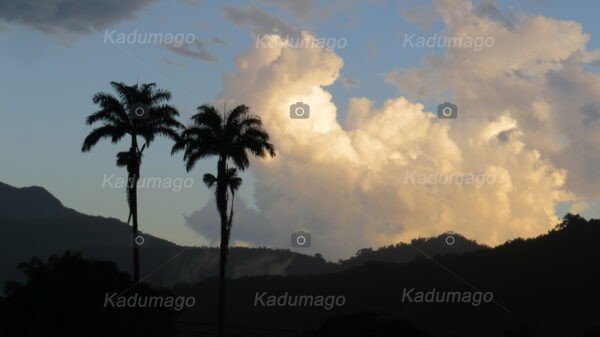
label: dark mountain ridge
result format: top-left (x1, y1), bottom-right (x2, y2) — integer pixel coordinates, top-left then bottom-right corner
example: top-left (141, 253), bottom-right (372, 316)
top-left (0, 181), bottom-right (76, 218)
top-left (2, 181), bottom-right (598, 336)
top-left (0, 181), bottom-right (485, 288)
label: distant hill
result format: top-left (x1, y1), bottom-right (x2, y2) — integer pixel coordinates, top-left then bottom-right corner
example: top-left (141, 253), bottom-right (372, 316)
top-left (340, 232), bottom-right (486, 268)
top-left (0, 182), bottom-right (76, 218)
top-left (0, 181), bottom-right (485, 287)
top-left (0, 182), bottom-right (333, 287)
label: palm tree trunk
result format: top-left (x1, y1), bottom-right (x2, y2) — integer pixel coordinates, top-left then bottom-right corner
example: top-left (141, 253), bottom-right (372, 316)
top-left (129, 137), bottom-right (140, 285)
top-left (217, 158), bottom-right (229, 337)
top-left (217, 226), bottom-right (228, 337)
top-left (131, 176), bottom-right (140, 284)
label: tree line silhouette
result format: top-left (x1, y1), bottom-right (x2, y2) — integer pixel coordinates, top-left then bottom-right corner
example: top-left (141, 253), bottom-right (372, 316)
top-left (3, 215), bottom-right (599, 336)
top-left (170, 214), bottom-right (600, 337)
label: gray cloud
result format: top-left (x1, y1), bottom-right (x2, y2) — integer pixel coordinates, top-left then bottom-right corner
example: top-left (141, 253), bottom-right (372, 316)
top-left (582, 103), bottom-right (600, 123)
top-left (212, 36), bottom-right (226, 45)
top-left (0, 0), bottom-right (156, 37)
top-left (164, 40), bottom-right (218, 62)
top-left (257, 0), bottom-right (315, 20)
top-left (179, 0), bottom-right (203, 6)
top-left (341, 77), bottom-right (359, 88)
top-left (185, 198), bottom-right (277, 247)
top-left (402, 5), bottom-right (437, 31)
top-left (222, 4), bottom-right (298, 38)
top-left (473, 1), bottom-right (516, 28)
top-left (161, 57), bottom-right (186, 68)
top-left (185, 194), bottom-right (357, 259)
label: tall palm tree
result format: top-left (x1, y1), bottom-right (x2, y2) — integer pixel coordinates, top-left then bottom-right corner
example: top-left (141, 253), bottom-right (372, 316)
top-left (172, 104), bottom-right (275, 337)
top-left (82, 81), bottom-right (182, 283)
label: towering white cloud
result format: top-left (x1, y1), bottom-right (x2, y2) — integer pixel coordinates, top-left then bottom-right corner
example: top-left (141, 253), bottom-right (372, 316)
top-left (388, 0), bottom-right (600, 205)
top-left (187, 0), bottom-right (599, 260)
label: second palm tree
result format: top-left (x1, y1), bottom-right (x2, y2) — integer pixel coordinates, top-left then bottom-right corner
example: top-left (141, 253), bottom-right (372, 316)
top-left (173, 104), bottom-right (275, 337)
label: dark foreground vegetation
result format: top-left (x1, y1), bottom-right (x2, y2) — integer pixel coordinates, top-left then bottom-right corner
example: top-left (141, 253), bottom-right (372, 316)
top-left (1, 214), bottom-right (599, 337)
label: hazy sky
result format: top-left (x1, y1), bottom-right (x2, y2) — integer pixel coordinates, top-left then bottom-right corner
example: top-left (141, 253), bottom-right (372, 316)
top-left (1, 0), bottom-right (599, 260)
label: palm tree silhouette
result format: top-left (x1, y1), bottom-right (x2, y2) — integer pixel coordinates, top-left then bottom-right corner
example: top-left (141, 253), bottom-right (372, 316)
top-left (82, 81), bottom-right (182, 283)
top-left (172, 104), bottom-right (275, 337)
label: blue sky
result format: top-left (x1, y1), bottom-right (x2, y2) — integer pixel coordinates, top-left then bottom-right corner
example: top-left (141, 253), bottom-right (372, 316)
top-left (0, 0), bottom-right (599, 255)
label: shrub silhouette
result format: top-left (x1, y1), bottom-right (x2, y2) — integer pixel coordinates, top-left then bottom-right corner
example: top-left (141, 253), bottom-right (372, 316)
top-left (0, 252), bottom-right (180, 337)
top-left (310, 312), bottom-right (432, 337)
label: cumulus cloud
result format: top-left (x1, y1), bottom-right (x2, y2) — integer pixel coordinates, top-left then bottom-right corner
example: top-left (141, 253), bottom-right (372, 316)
top-left (387, 0), bottom-right (600, 200)
top-left (187, 0), bottom-right (599, 260)
top-left (0, 0), bottom-right (155, 37)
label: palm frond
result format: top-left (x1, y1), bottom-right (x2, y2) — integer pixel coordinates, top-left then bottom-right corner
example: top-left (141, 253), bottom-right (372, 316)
top-left (84, 81), bottom-right (182, 155)
top-left (192, 105), bottom-right (223, 131)
top-left (229, 148), bottom-right (250, 170)
top-left (81, 125), bottom-right (127, 152)
top-left (225, 168), bottom-right (242, 192)
top-left (237, 116), bottom-right (263, 130)
top-left (237, 128), bottom-right (276, 158)
top-left (226, 104), bottom-right (249, 125)
top-left (203, 173), bottom-right (217, 188)
top-left (90, 93), bottom-right (129, 125)
top-left (149, 88), bottom-right (171, 104)
top-left (116, 150), bottom-right (141, 167)
top-left (173, 104), bottom-right (274, 176)
top-left (184, 151), bottom-right (205, 172)
top-left (110, 81), bottom-right (137, 106)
